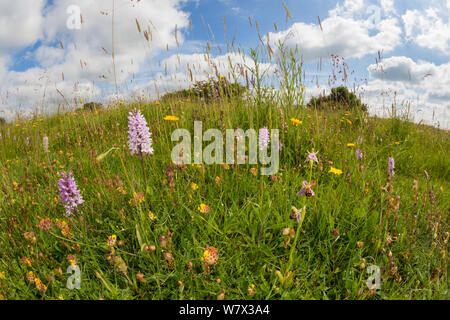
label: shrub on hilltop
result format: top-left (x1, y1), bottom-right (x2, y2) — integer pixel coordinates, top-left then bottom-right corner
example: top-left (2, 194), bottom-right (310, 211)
top-left (307, 86), bottom-right (368, 112)
top-left (82, 102), bottom-right (104, 111)
top-left (161, 76), bottom-right (247, 103)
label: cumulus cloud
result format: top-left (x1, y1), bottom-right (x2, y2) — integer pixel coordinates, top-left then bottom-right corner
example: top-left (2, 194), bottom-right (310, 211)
top-left (402, 7), bottom-right (450, 55)
top-left (368, 56), bottom-right (436, 83)
top-left (0, 1), bottom-right (45, 52)
top-left (366, 56), bottom-right (450, 128)
top-left (266, 0), bottom-right (402, 61)
top-left (0, 0), bottom-right (190, 119)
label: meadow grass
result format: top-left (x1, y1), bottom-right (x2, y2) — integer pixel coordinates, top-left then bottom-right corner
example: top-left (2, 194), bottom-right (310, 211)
top-left (0, 96), bottom-right (448, 300)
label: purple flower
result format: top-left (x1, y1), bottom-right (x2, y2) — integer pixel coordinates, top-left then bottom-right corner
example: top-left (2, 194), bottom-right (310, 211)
top-left (292, 206), bottom-right (304, 223)
top-left (128, 109), bottom-right (153, 156)
top-left (356, 149), bottom-right (363, 160)
top-left (388, 156), bottom-right (395, 176)
top-left (297, 180), bottom-right (315, 197)
top-left (58, 172), bottom-right (84, 216)
top-left (258, 127), bottom-right (270, 150)
top-left (306, 150), bottom-right (318, 163)
top-left (358, 135), bottom-right (363, 144)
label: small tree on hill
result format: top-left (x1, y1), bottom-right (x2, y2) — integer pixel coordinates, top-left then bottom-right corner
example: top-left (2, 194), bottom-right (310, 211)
top-left (82, 102), bottom-right (103, 111)
top-left (307, 86), bottom-right (367, 112)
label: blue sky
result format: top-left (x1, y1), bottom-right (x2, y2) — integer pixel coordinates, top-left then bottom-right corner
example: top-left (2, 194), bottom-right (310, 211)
top-left (0, 0), bottom-right (449, 128)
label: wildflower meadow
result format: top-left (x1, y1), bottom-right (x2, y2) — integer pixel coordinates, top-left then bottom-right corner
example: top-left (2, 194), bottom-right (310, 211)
top-left (0, 0), bottom-right (448, 302)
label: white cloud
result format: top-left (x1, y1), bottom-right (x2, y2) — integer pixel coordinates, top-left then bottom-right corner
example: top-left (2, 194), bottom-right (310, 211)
top-left (366, 56), bottom-right (450, 128)
top-left (266, 1), bottom-right (402, 61)
top-left (380, 0), bottom-right (396, 14)
top-left (368, 56), bottom-right (436, 83)
top-left (402, 8), bottom-right (450, 55)
top-left (0, 1), bottom-right (45, 52)
top-left (0, 0), bottom-right (191, 119)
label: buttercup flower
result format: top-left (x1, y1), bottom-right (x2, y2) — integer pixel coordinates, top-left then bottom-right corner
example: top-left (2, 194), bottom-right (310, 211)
top-left (290, 118), bottom-right (302, 126)
top-left (329, 167), bottom-right (343, 175)
top-left (58, 172), bottom-right (84, 216)
top-left (127, 109), bottom-right (154, 156)
top-left (163, 115), bottom-right (179, 121)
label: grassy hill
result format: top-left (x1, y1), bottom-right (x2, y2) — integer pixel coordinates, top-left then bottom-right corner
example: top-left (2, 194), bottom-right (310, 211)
top-left (0, 97), bottom-right (448, 299)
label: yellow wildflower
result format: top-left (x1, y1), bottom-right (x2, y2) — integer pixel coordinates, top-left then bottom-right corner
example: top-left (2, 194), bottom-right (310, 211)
top-left (163, 115), bottom-right (179, 121)
top-left (198, 203), bottom-right (211, 214)
top-left (329, 167), bottom-right (343, 175)
top-left (290, 118), bottom-right (302, 126)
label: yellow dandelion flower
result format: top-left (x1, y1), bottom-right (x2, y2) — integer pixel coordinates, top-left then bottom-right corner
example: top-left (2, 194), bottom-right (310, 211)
top-left (290, 118), bottom-right (302, 126)
top-left (329, 167), bottom-right (343, 175)
top-left (347, 143), bottom-right (355, 147)
top-left (164, 115), bottom-right (179, 121)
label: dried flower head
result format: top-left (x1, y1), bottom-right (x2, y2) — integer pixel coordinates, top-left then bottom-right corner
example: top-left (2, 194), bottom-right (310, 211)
top-left (43, 135), bottom-right (49, 153)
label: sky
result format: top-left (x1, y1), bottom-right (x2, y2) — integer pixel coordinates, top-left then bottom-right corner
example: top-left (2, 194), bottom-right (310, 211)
top-left (0, 0), bottom-right (449, 129)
